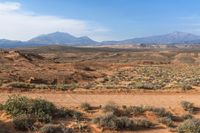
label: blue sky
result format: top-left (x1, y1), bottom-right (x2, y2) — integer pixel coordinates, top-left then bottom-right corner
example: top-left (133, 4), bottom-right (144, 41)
top-left (0, 0), bottom-right (200, 41)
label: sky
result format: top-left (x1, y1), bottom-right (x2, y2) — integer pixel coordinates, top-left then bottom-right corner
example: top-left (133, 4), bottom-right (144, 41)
top-left (0, 0), bottom-right (200, 41)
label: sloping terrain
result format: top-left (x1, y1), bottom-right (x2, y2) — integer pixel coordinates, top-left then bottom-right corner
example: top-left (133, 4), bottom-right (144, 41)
top-left (0, 46), bottom-right (199, 133)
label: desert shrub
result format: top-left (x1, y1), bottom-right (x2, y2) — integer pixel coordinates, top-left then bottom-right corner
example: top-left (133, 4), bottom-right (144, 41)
top-left (180, 101), bottom-right (195, 113)
top-left (70, 110), bottom-right (82, 120)
top-left (135, 82), bottom-right (161, 90)
top-left (29, 98), bottom-right (57, 122)
top-left (0, 127), bottom-right (11, 133)
top-left (102, 103), bottom-right (120, 115)
top-left (80, 102), bottom-right (92, 111)
top-left (181, 84), bottom-right (193, 91)
top-left (13, 114), bottom-right (35, 131)
top-left (159, 117), bottom-right (174, 127)
top-left (116, 117), bottom-right (153, 130)
top-left (4, 95), bottom-right (57, 122)
top-left (152, 107), bottom-right (174, 119)
top-left (124, 106), bottom-right (146, 116)
top-left (177, 119), bottom-right (200, 133)
top-left (180, 114), bottom-right (193, 121)
top-left (134, 119), bottom-right (154, 129)
top-left (190, 77), bottom-right (200, 86)
top-left (54, 107), bottom-right (71, 118)
top-left (35, 85), bottom-right (49, 90)
top-left (92, 113), bottom-right (154, 131)
top-left (0, 80), bottom-right (2, 87)
top-left (40, 124), bottom-right (73, 133)
top-left (56, 108), bottom-right (82, 120)
top-left (92, 113), bottom-right (118, 130)
top-left (3, 95), bottom-right (78, 123)
top-left (116, 117), bottom-right (134, 130)
top-left (8, 82), bottom-right (35, 89)
top-left (4, 95), bottom-right (30, 116)
top-left (84, 83), bottom-right (96, 89)
top-left (3, 95), bottom-right (82, 129)
top-left (51, 107), bottom-right (82, 121)
top-left (0, 103), bottom-right (4, 110)
top-left (56, 84), bottom-right (77, 91)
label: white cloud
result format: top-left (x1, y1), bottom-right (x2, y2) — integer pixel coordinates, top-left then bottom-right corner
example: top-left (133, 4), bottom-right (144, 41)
top-left (0, 2), bottom-right (20, 12)
top-left (0, 2), bottom-right (109, 41)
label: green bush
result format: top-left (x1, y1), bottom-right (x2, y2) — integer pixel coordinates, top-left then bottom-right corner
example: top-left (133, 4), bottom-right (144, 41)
top-left (54, 108), bottom-right (82, 121)
top-left (54, 108), bottom-right (71, 118)
top-left (124, 106), bottom-right (146, 116)
top-left (180, 101), bottom-right (195, 113)
top-left (0, 103), bottom-right (4, 110)
top-left (4, 95), bottom-right (56, 122)
top-left (8, 82), bottom-right (35, 89)
top-left (177, 119), bottom-right (200, 133)
top-left (116, 117), bottom-right (134, 130)
top-left (92, 113), bottom-right (118, 130)
top-left (3, 95), bottom-right (75, 123)
top-left (102, 103), bottom-right (120, 115)
top-left (0, 129), bottom-right (11, 133)
top-left (80, 102), bottom-right (92, 111)
top-left (40, 124), bottom-right (73, 133)
top-left (180, 114), bottom-right (193, 121)
top-left (68, 109), bottom-right (82, 120)
top-left (152, 107), bottom-right (174, 119)
top-left (92, 113), bottom-right (154, 131)
top-left (134, 82), bottom-right (161, 90)
top-left (181, 84), bottom-right (193, 91)
top-left (159, 117), bottom-right (174, 127)
top-left (4, 95), bottom-right (30, 116)
top-left (134, 119), bottom-right (154, 129)
top-left (29, 98), bottom-right (56, 122)
top-left (13, 115), bottom-right (35, 131)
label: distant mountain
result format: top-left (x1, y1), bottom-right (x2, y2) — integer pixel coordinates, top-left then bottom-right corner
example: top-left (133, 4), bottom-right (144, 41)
top-left (0, 39), bottom-right (25, 48)
top-left (185, 39), bottom-right (200, 44)
top-left (106, 32), bottom-right (200, 44)
top-left (0, 31), bottom-right (200, 48)
top-left (28, 32), bottom-right (98, 45)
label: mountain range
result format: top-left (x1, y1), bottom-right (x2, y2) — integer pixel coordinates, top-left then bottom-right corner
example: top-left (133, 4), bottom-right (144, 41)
top-left (1, 31), bottom-right (200, 48)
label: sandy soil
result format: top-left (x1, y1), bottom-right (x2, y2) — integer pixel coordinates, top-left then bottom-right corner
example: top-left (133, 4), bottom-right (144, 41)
top-left (0, 92), bottom-right (200, 108)
top-left (1, 91), bottom-right (200, 133)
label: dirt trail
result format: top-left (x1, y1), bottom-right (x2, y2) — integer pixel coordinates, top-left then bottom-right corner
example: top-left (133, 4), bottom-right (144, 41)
top-left (0, 92), bottom-right (200, 108)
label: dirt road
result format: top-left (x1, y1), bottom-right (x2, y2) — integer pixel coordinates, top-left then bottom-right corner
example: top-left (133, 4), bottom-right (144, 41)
top-left (0, 92), bottom-right (200, 108)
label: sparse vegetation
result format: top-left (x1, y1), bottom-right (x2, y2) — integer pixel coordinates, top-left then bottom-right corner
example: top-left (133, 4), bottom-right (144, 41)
top-left (181, 83), bottom-right (193, 91)
top-left (40, 124), bottom-right (73, 133)
top-left (180, 114), bottom-right (193, 120)
top-left (158, 117), bottom-right (174, 127)
top-left (80, 102), bottom-right (92, 111)
top-left (13, 114), bottom-right (35, 131)
top-left (0, 48), bottom-right (200, 133)
top-left (177, 119), bottom-right (200, 133)
top-left (102, 102), bottom-right (120, 115)
top-left (92, 113), bottom-right (154, 131)
top-left (7, 82), bottom-right (36, 90)
top-left (123, 106), bottom-right (147, 116)
top-left (151, 107), bottom-right (174, 119)
top-left (1, 95), bottom-right (82, 131)
top-left (3, 95), bottom-right (57, 122)
top-left (180, 101), bottom-right (195, 114)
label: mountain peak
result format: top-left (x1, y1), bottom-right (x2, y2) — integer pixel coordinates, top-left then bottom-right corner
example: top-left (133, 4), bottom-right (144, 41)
top-left (172, 31), bottom-right (186, 34)
top-left (170, 31), bottom-right (194, 36)
top-left (117, 31), bottom-right (200, 44)
top-left (28, 32), bottom-right (97, 45)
